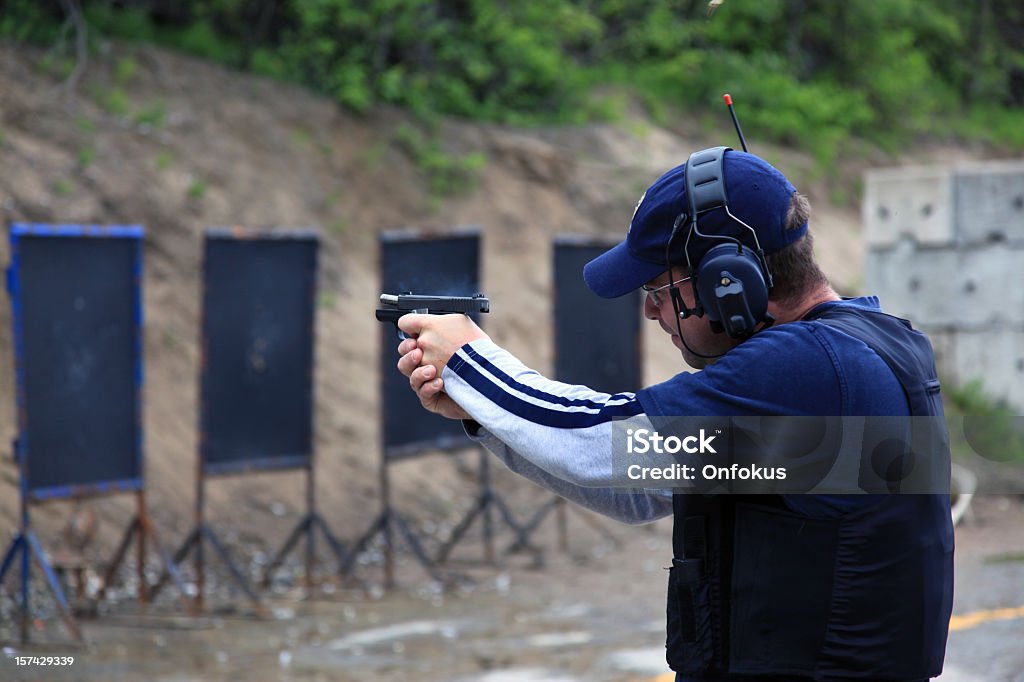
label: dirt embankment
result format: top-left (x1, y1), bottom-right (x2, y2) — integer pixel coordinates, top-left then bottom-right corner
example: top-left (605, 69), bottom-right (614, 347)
top-left (0, 40), bottom-right (991, 565)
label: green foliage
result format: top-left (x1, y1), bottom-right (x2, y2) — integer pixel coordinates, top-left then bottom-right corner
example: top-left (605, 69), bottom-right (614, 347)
top-left (52, 179), bottom-right (73, 196)
top-left (83, 6), bottom-right (157, 44)
top-left (176, 20), bottom-right (243, 64)
top-left (275, 0), bottom-right (600, 120)
top-left (134, 100), bottom-right (168, 129)
top-left (944, 379), bottom-right (1024, 464)
top-left (291, 127), bottom-right (313, 148)
top-left (249, 47), bottom-right (288, 78)
top-left (37, 53), bottom-right (75, 80)
top-left (946, 379), bottom-right (1007, 415)
top-left (0, 0), bottom-right (63, 44)
top-left (4, 0), bottom-right (1024, 169)
top-left (361, 139), bottom-right (390, 171)
top-left (114, 56), bottom-right (137, 85)
top-left (324, 188), bottom-right (344, 210)
top-left (985, 552), bottom-right (1024, 564)
top-left (953, 107), bottom-right (1024, 148)
top-left (77, 145), bottom-right (96, 169)
top-left (76, 116), bottom-right (96, 135)
top-left (155, 151), bottom-right (174, 170)
top-left (94, 86), bottom-right (132, 117)
top-left (393, 123), bottom-right (486, 199)
top-left (187, 177), bottom-right (208, 200)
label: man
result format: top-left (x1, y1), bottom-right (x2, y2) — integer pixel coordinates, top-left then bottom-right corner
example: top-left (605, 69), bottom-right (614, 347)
top-left (394, 149), bottom-right (954, 681)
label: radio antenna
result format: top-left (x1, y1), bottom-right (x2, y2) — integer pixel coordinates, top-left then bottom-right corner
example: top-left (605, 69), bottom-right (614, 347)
top-left (722, 93), bottom-right (748, 152)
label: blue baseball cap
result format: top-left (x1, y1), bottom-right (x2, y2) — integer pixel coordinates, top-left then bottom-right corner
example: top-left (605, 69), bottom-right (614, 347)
top-left (583, 150), bottom-right (807, 298)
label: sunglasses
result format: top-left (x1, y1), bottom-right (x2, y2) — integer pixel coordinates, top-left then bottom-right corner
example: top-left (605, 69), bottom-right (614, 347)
top-left (641, 275), bottom-right (693, 308)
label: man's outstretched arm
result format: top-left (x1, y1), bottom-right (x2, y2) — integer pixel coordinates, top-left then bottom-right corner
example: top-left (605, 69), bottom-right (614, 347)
top-left (397, 314), bottom-right (672, 524)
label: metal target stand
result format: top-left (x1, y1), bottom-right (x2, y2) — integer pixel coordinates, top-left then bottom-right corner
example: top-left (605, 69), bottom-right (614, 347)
top-left (96, 490), bottom-right (194, 613)
top-left (150, 229), bottom-right (343, 612)
top-left (501, 236), bottom-right (643, 553)
top-left (434, 449), bottom-right (525, 565)
top-left (341, 229), bottom-right (522, 588)
top-left (338, 446), bottom-right (446, 588)
top-left (152, 470), bottom-right (266, 613)
top-left (258, 459), bottom-right (349, 590)
top-left (1, 224), bottom-right (191, 643)
top-left (0, 477), bottom-right (85, 644)
top-left (504, 496), bottom-right (620, 554)
top-left (339, 411), bottom-right (525, 588)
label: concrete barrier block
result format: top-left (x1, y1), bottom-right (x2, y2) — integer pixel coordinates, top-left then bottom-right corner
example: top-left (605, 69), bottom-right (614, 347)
top-left (953, 162), bottom-right (1024, 245)
top-left (956, 245), bottom-right (1024, 326)
top-left (866, 243), bottom-right (958, 325)
top-left (864, 167), bottom-right (954, 248)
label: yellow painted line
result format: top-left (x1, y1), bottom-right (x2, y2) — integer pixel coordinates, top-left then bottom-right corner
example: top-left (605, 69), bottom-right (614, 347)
top-left (641, 607), bottom-right (1024, 682)
top-left (949, 605), bottom-right (1024, 632)
top-left (642, 606), bottom-right (1024, 681)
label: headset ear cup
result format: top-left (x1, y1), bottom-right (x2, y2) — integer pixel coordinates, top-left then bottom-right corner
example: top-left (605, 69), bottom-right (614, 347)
top-left (696, 243), bottom-right (769, 338)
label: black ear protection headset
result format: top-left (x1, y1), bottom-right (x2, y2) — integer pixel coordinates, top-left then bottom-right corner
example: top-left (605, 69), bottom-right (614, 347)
top-left (664, 146), bottom-right (775, 351)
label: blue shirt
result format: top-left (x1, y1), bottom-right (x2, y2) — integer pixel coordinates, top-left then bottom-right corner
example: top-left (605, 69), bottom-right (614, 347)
top-left (637, 297), bottom-right (910, 518)
top-left (637, 296), bottom-right (909, 419)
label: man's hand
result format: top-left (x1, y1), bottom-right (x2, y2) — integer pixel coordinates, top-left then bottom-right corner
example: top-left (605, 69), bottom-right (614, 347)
top-left (396, 313), bottom-right (489, 420)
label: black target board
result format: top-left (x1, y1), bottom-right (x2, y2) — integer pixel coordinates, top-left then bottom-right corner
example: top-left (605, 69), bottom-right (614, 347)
top-left (554, 236), bottom-right (642, 393)
top-left (200, 230), bottom-right (318, 475)
top-left (7, 224), bottom-right (144, 501)
top-left (379, 230), bottom-right (481, 459)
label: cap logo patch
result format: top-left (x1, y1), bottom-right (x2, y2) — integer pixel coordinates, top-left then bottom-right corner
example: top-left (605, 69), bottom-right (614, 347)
top-left (628, 191), bottom-right (647, 234)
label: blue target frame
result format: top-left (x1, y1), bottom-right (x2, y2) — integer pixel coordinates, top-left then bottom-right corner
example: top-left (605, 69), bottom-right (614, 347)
top-left (2, 223), bottom-right (146, 643)
top-left (7, 223), bottom-right (145, 502)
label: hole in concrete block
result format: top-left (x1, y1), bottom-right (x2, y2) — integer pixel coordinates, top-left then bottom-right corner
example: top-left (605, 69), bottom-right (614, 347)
top-left (909, 278), bottom-right (921, 292)
top-left (963, 280), bottom-right (976, 293)
top-left (878, 205), bottom-right (890, 220)
top-left (921, 203), bottom-right (933, 217)
top-left (1013, 196), bottom-right (1023, 211)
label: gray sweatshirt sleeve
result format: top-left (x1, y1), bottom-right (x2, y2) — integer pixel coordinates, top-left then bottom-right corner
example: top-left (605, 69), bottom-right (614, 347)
top-left (442, 339), bottom-right (673, 525)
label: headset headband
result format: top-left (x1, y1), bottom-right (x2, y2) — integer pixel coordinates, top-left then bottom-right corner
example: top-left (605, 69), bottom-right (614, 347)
top-left (685, 146), bottom-right (730, 216)
top-left (680, 147), bottom-right (773, 289)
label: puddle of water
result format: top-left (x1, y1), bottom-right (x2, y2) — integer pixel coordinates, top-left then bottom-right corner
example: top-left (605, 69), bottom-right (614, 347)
top-left (463, 668), bottom-right (580, 682)
top-left (541, 603), bottom-right (592, 620)
top-left (523, 631), bottom-right (594, 648)
top-left (602, 646), bottom-right (669, 675)
top-left (293, 643), bottom-right (404, 670)
top-left (327, 619), bottom-right (466, 650)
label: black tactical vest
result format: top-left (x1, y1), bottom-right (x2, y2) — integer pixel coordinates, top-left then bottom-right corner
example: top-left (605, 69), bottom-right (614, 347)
top-left (666, 306), bottom-right (954, 681)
